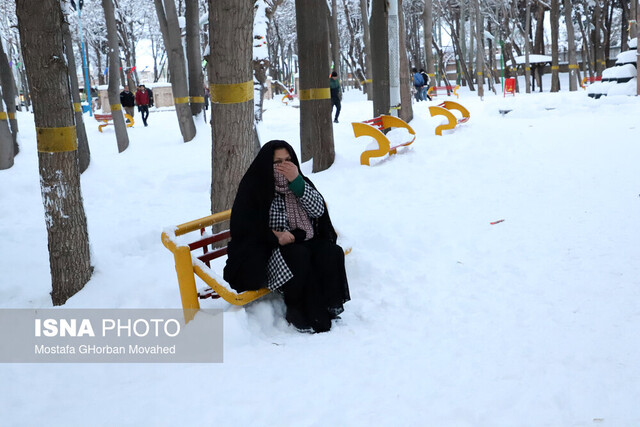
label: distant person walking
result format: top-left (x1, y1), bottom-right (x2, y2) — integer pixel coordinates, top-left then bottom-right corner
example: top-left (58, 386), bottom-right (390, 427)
top-left (135, 85), bottom-right (151, 127)
top-left (119, 85), bottom-right (135, 122)
top-left (419, 68), bottom-right (432, 101)
top-left (329, 71), bottom-right (341, 123)
top-left (412, 67), bottom-right (424, 102)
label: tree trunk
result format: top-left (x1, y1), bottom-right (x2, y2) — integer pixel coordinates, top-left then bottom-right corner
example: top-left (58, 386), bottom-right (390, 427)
top-left (0, 90), bottom-right (13, 170)
top-left (637, 2), bottom-right (640, 96)
top-left (62, 22), bottom-right (91, 173)
top-left (563, 0), bottom-right (579, 91)
top-left (577, 12), bottom-right (594, 78)
top-left (0, 39), bottom-right (17, 165)
top-left (95, 44), bottom-right (105, 86)
top-left (524, 0), bottom-right (532, 93)
top-left (593, 1), bottom-right (605, 76)
top-left (449, 21), bottom-right (475, 91)
top-left (103, 0), bottom-right (130, 153)
top-left (19, 64), bottom-right (31, 111)
top-left (155, 0), bottom-right (197, 142)
top-left (370, 0), bottom-right (390, 118)
top-left (16, 0), bottom-right (93, 305)
top-left (473, 0), bottom-right (484, 98)
top-left (186, 0), bottom-right (204, 116)
top-left (459, 0), bottom-right (467, 85)
top-left (468, 3), bottom-right (474, 83)
top-left (423, 0), bottom-right (436, 85)
top-left (329, 0), bottom-right (341, 77)
top-left (398, 0), bottom-right (412, 124)
top-left (533, 2), bottom-right (546, 54)
top-left (209, 0), bottom-right (256, 213)
top-left (550, 0), bottom-right (560, 92)
top-left (360, 0), bottom-right (374, 100)
top-left (295, 0), bottom-right (335, 171)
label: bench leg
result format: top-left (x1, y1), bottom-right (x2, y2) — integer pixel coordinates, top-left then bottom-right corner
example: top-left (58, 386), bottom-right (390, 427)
top-left (173, 246), bottom-right (200, 324)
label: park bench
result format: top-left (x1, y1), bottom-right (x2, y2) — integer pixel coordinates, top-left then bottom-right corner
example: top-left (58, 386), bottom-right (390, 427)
top-left (427, 84), bottom-right (460, 99)
top-left (580, 76), bottom-right (601, 89)
top-left (162, 209), bottom-right (351, 323)
top-left (351, 115), bottom-right (416, 166)
top-left (95, 112), bottom-right (134, 132)
top-left (428, 100), bottom-right (470, 136)
top-left (281, 91), bottom-right (297, 105)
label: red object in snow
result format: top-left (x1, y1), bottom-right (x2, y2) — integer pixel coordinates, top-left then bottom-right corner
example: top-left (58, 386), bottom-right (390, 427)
top-left (490, 219), bottom-right (505, 225)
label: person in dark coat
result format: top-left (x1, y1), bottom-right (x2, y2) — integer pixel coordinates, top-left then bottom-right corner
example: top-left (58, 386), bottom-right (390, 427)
top-left (223, 140), bottom-right (350, 333)
top-left (412, 67), bottom-right (424, 102)
top-left (135, 85), bottom-right (151, 126)
top-left (329, 71), bottom-right (341, 123)
top-left (419, 68), bottom-right (432, 101)
top-left (119, 85), bottom-right (135, 122)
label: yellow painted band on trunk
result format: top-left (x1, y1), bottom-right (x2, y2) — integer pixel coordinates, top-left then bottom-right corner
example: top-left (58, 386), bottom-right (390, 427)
top-left (190, 96), bottom-right (205, 103)
top-left (476, 72), bottom-right (483, 75)
top-left (36, 126), bottom-right (77, 153)
top-left (111, 103), bottom-right (122, 111)
top-left (8, 112), bottom-right (15, 120)
top-left (525, 67), bottom-right (531, 71)
top-left (74, 103), bottom-right (82, 112)
top-left (174, 97), bottom-right (189, 104)
top-left (551, 66), bottom-right (559, 70)
top-left (0, 112), bottom-right (7, 120)
top-left (427, 73), bottom-right (435, 77)
top-left (360, 79), bottom-right (373, 84)
top-left (298, 88), bottom-right (330, 101)
top-left (210, 81), bottom-right (254, 104)
top-left (569, 64), bottom-right (580, 69)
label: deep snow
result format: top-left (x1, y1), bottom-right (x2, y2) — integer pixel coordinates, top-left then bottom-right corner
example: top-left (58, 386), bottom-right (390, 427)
top-left (1, 75), bottom-right (640, 426)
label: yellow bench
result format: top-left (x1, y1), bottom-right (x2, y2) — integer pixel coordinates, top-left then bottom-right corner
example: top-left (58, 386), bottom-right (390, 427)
top-left (95, 112), bottom-right (134, 132)
top-left (427, 84), bottom-right (461, 99)
top-left (428, 101), bottom-right (470, 136)
top-left (162, 210), bottom-right (352, 323)
top-left (351, 115), bottom-right (416, 166)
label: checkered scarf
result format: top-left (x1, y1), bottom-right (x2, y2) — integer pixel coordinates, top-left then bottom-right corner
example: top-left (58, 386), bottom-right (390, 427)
top-left (273, 170), bottom-right (314, 240)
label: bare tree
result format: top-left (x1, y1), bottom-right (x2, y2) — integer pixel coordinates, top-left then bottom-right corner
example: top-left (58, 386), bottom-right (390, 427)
top-left (0, 88), bottom-right (13, 170)
top-left (155, 0), bottom-right (197, 142)
top-left (524, 0), bottom-right (532, 93)
top-left (370, 0), bottom-right (390, 117)
top-left (185, 0), bottom-right (204, 116)
top-left (62, 21), bottom-right (91, 172)
top-left (16, 0), bottom-right (93, 305)
top-left (473, 0), bottom-right (484, 97)
top-left (360, 0), bottom-right (374, 100)
top-left (103, 0), bottom-right (130, 153)
top-left (550, 0), bottom-right (560, 92)
top-left (209, 0), bottom-right (256, 213)
top-left (329, 0), bottom-right (341, 78)
top-left (563, 0), bottom-right (579, 91)
top-left (0, 40), bottom-right (18, 156)
top-left (423, 0), bottom-right (435, 81)
top-left (398, 0), bottom-right (413, 124)
top-left (295, 0), bottom-right (335, 171)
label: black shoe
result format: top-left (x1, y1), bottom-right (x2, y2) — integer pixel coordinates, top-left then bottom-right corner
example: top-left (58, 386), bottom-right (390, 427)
top-left (286, 309), bottom-right (314, 333)
top-left (333, 119), bottom-right (339, 123)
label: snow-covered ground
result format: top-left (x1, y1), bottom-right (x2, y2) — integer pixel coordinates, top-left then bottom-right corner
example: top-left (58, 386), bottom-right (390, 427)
top-left (1, 75), bottom-right (640, 426)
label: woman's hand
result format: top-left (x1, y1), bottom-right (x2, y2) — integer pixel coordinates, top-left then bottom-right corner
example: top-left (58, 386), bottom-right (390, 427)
top-left (272, 230), bottom-right (295, 246)
top-left (274, 161), bottom-right (299, 182)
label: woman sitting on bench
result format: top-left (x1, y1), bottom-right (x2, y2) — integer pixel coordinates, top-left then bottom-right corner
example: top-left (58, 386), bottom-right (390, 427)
top-left (224, 140), bottom-right (350, 333)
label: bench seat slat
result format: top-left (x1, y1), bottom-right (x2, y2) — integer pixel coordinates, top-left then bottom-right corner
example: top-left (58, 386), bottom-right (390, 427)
top-left (188, 230), bottom-right (231, 251)
top-left (197, 247), bottom-right (228, 263)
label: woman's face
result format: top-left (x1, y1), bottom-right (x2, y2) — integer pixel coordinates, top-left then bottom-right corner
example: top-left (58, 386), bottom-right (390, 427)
top-left (273, 148), bottom-right (292, 165)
